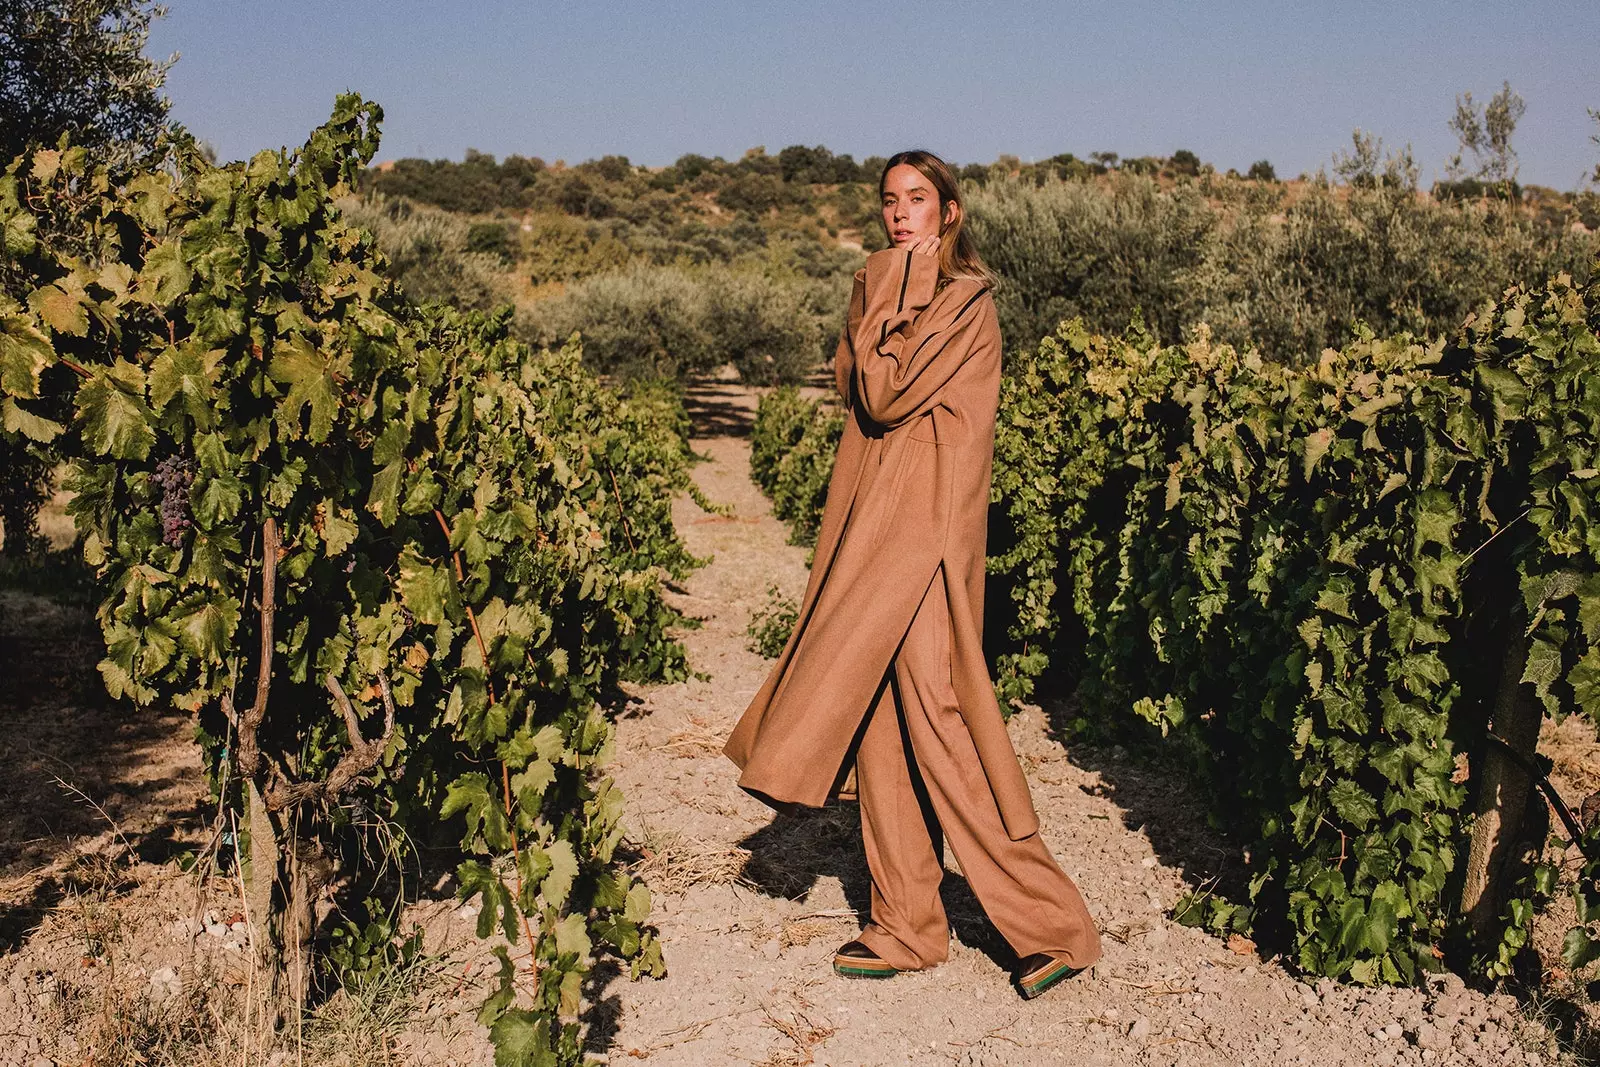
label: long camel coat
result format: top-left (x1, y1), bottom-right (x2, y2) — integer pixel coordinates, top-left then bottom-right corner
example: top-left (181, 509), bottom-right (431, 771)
top-left (724, 247), bottom-right (1039, 841)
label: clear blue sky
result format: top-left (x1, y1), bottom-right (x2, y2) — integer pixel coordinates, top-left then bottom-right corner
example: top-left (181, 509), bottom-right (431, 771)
top-left (149, 1), bottom-right (1600, 189)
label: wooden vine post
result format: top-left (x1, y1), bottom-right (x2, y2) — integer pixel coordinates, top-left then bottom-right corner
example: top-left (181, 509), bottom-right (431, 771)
top-left (1459, 630), bottom-right (1544, 941)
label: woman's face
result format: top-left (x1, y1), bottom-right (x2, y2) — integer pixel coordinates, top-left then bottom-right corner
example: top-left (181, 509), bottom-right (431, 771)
top-left (881, 163), bottom-right (951, 249)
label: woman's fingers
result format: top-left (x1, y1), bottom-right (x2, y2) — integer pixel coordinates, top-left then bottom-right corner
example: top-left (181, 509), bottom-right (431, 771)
top-left (909, 234), bottom-right (941, 257)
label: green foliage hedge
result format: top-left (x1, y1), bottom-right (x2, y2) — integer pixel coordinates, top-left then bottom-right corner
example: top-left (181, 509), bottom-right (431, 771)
top-left (748, 386), bottom-right (842, 548)
top-left (987, 269), bottom-right (1600, 982)
top-left (1, 97), bottom-right (690, 1062)
top-left (517, 261), bottom-right (845, 384)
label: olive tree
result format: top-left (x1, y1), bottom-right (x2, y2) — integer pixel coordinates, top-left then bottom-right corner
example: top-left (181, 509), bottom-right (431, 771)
top-left (0, 0), bottom-right (176, 170)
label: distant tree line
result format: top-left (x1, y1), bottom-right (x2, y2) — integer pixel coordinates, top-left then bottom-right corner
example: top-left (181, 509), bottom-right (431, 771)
top-left (359, 143), bottom-right (1295, 219)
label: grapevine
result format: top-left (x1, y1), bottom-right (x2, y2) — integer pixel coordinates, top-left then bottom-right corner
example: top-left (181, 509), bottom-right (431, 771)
top-left (0, 98), bottom-right (690, 1062)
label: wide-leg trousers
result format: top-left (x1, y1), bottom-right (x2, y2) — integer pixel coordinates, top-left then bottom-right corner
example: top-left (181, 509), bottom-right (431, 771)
top-left (854, 575), bottom-right (1103, 972)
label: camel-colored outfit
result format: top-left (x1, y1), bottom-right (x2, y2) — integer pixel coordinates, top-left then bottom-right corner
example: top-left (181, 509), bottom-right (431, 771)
top-left (725, 247), bottom-right (1101, 971)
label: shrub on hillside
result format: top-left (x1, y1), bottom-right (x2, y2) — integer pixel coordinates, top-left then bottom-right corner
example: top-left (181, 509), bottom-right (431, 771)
top-left (521, 212), bottom-right (631, 285)
top-left (520, 262), bottom-right (711, 379)
top-left (702, 272), bottom-right (827, 385)
top-left (967, 174), bottom-right (1216, 349)
top-left (341, 194), bottom-right (515, 310)
top-left (1247, 159), bottom-right (1277, 182)
top-left (967, 171), bottom-right (1598, 360)
top-left (521, 262), bottom-right (839, 384)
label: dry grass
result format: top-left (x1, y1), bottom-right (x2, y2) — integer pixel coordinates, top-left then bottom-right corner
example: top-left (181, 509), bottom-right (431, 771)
top-left (778, 914), bottom-right (853, 951)
top-left (658, 715), bottom-right (727, 758)
top-left (755, 994), bottom-right (835, 1067)
top-left (22, 860), bottom-right (443, 1067)
top-left (36, 952), bottom-right (439, 1067)
top-left (627, 827), bottom-right (752, 895)
top-left (1543, 715), bottom-right (1600, 802)
top-left (1513, 985), bottom-right (1599, 1067)
top-left (737, 804), bottom-right (861, 900)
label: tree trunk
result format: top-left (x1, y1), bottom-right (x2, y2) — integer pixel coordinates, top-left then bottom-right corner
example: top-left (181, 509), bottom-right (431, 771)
top-left (1459, 630), bottom-right (1544, 940)
top-left (243, 779), bottom-right (288, 1026)
top-left (284, 835), bottom-right (321, 1013)
top-left (242, 782), bottom-right (322, 1026)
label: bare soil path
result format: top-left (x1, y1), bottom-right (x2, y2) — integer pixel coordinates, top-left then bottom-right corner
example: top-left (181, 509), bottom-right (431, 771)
top-left (594, 379), bottom-right (1560, 1067)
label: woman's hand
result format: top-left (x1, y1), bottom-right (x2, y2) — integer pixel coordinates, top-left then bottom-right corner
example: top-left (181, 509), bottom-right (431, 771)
top-left (906, 234), bottom-right (941, 258)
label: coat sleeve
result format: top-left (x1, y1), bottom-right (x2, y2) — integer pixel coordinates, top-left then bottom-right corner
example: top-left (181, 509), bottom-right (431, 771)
top-left (832, 325), bottom-right (853, 403)
top-left (847, 248), bottom-right (992, 429)
top-left (833, 268), bottom-right (866, 403)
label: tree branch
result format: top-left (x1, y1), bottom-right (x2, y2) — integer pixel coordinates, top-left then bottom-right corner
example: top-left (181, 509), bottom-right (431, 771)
top-left (235, 516), bottom-right (278, 780)
top-left (264, 670), bottom-right (396, 813)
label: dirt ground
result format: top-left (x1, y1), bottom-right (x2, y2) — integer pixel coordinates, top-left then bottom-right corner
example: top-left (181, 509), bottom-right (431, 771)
top-left (1, 377), bottom-right (1597, 1066)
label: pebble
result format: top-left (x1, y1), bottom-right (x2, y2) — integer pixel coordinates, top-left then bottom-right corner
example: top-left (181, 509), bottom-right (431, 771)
top-left (148, 966), bottom-right (181, 1004)
top-left (1410, 1022), bottom-right (1449, 1051)
top-left (1128, 1017), bottom-right (1151, 1040)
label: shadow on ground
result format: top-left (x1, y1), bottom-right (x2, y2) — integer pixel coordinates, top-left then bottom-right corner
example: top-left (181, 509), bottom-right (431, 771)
top-left (1038, 694), bottom-right (1241, 896)
top-left (0, 589), bottom-right (208, 952)
top-left (683, 369), bottom-right (836, 442)
top-left (734, 803), bottom-right (1015, 971)
top-left (683, 377), bottom-right (758, 439)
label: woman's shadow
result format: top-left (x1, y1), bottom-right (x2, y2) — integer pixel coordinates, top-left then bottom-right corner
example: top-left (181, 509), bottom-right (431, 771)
top-left (734, 799), bottom-right (1016, 970)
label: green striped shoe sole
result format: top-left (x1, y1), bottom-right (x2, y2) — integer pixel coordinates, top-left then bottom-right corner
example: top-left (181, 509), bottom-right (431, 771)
top-left (1018, 958), bottom-right (1083, 999)
top-left (832, 953), bottom-right (898, 979)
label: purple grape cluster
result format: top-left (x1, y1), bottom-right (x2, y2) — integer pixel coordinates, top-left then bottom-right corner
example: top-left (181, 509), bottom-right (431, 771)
top-left (153, 454), bottom-right (195, 547)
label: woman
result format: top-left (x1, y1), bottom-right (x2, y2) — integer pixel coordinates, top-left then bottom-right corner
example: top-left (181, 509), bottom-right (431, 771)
top-left (724, 150), bottom-right (1102, 998)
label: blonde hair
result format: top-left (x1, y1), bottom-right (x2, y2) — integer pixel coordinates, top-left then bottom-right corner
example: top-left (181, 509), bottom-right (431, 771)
top-left (879, 149), bottom-right (997, 289)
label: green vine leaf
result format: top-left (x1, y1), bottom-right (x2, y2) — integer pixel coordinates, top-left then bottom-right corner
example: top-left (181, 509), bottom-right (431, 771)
top-left (269, 334), bottom-right (340, 443)
top-left (0, 321), bottom-right (53, 398)
top-left (457, 860), bottom-right (518, 943)
top-left (1561, 927), bottom-right (1600, 970)
top-left (76, 361), bottom-right (155, 459)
